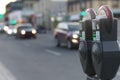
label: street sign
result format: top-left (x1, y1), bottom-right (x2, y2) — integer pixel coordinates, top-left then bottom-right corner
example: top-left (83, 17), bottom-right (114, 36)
top-left (11, 19), bottom-right (16, 25)
top-left (81, 9), bottom-right (85, 17)
top-left (0, 14), bottom-right (3, 18)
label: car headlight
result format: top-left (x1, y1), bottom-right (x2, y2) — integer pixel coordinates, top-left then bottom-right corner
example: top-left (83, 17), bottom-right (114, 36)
top-left (13, 29), bottom-right (17, 33)
top-left (4, 26), bottom-right (8, 31)
top-left (32, 29), bottom-right (37, 34)
top-left (72, 39), bottom-right (78, 43)
top-left (8, 30), bottom-right (12, 34)
top-left (72, 34), bottom-right (78, 38)
top-left (21, 30), bottom-right (26, 35)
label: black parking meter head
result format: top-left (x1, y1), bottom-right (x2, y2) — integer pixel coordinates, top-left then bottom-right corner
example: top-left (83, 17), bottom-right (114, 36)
top-left (97, 5), bottom-right (114, 34)
top-left (91, 5), bottom-right (120, 79)
top-left (79, 8), bottom-right (96, 77)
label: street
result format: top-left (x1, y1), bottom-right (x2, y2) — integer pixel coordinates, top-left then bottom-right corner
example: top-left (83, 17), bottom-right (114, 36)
top-left (0, 19), bottom-right (118, 80)
top-left (0, 33), bottom-right (86, 80)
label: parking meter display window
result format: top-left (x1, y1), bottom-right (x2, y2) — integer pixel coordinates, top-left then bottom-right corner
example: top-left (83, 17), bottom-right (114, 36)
top-left (79, 23), bottom-right (83, 31)
top-left (79, 22), bottom-right (85, 41)
top-left (96, 31), bottom-right (100, 41)
top-left (92, 31), bottom-right (100, 41)
top-left (80, 31), bottom-right (85, 40)
top-left (92, 20), bottom-right (100, 41)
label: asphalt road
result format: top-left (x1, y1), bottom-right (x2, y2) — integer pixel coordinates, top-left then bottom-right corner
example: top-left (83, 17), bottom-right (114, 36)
top-left (0, 19), bottom-right (119, 80)
top-left (0, 33), bottom-right (86, 80)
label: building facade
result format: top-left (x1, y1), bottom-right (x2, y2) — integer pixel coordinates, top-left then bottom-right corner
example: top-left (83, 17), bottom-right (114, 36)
top-left (22, 0), bottom-right (39, 16)
top-left (67, 0), bottom-right (80, 21)
top-left (22, 0), bottom-right (39, 10)
top-left (67, 0), bottom-right (120, 21)
top-left (33, 0), bottom-right (68, 29)
top-left (5, 1), bottom-right (23, 23)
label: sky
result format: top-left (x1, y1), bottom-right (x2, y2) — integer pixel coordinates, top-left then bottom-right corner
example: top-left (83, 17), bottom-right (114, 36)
top-left (0, 0), bottom-right (16, 14)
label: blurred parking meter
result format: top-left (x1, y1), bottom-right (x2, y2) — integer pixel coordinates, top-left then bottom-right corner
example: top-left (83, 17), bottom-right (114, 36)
top-left (79, 9), bottom-right (96, 77)
top-left (91, 5), bottom-right (120, 80)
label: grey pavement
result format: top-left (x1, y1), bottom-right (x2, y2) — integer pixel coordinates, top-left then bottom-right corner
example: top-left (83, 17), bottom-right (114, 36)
top-left (0, 33), bottom-right (86, 80)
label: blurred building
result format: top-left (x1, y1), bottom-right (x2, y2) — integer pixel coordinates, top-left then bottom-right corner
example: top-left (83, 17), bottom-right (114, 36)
top-left (50, 1), bottom-right (67, 22)
top-left (5, 1), bottom-right (23, 24)
top-left (5, 1), bottom-right (23, 14)
top-left (33, 0), bottom-right (68, 29)
top-left (67, 0), bottom-right (80, 21)
top-left (67, 0), bottom-right (120, 21)
top-left (22, 0), bottom-right (39, 16)
top-left (89, 0), bottom-right (120, 18)
top-left (22, 0), bottom-right (39, 10)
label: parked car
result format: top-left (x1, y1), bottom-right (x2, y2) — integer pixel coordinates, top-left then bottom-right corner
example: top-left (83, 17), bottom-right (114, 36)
top-left (15, 23), bottom-right (37, 39)
top-left (54, 22), bottom-right (80, 49)
top-left (37, 25), bottom-right (47, 33)
top-left (0, 23), bottom-right (5, 33)
top-left (6, 25), bottom-right (17, 35)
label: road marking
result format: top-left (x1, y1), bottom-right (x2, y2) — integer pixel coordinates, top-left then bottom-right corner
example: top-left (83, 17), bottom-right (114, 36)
top-left (45, 49), bottom-right (61, 56)
top-left (0, 62), bottom-right (16, 80)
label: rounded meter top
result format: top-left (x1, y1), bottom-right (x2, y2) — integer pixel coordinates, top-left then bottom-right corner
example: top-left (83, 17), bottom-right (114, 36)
top-left (97, 5), bottom-right (114, 33)
top-left (97, 5), bottom-right (113, 20)
top-left (82, 8), bottom-right (96, 21)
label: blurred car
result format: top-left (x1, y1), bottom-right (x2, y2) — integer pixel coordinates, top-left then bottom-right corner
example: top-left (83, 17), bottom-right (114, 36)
top-left (0, 23), bottom-right (6, 33)
top-left (37, 25), bottom-right (47, 33)
top-left (4, 26), bottom-right (9, 32)
top-left (15, 23), bottom-right (37, 39)
top-left (54, 22), bottom-right (80, 49)
top-left (6, 25), bottom-right (17, 35)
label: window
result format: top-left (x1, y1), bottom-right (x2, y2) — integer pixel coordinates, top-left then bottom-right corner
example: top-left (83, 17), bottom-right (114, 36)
top-left (30, 4), bottom-right (33, 8)
top-left (70, 5), bottom-right (73, 12)
top-left (112, 1), bottom-right (119, 8)
top-left (68, 25), bottom-right (80, 31)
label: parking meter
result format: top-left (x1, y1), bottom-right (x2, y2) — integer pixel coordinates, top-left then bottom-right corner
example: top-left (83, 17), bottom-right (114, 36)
top-left (91, 5), bottom-right (120, 80)
top-left (79, 9), bottom-right (96, 77)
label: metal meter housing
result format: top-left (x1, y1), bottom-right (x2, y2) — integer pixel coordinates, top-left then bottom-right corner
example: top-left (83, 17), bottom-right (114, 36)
top-left (79, 8), bottom-right (96, 77)
top-left (91, 5), bottom-right (120, 80)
